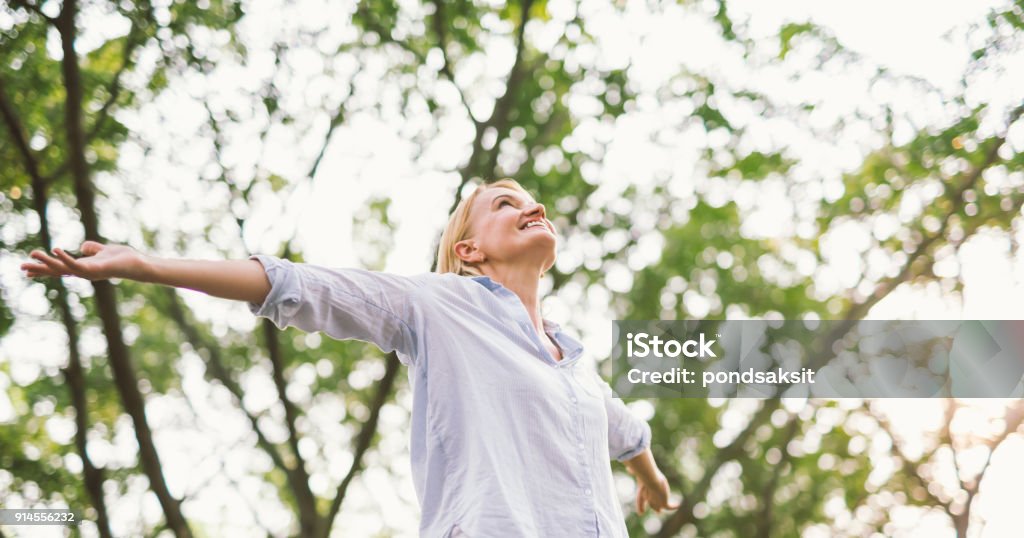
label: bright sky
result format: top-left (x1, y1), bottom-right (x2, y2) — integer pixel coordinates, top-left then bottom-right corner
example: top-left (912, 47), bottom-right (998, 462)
top-left (1, 0), bottom-right (1023, 536)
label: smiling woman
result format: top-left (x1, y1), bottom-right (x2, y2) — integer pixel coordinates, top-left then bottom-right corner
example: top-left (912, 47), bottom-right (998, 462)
top-left (20, 178), bottom-right (677, 537)
top-left (436, 178), bottom-right (558, 279)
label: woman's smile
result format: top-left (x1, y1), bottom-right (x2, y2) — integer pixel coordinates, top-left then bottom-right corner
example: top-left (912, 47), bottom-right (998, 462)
top-left (521, 220), bottom-right (554, 234)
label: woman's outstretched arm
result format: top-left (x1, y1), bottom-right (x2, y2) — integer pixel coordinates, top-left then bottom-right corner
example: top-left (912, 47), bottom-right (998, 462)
top-left (20, 240), bottom-right (272, 305)
top-left (24, 241), bottom-right (421, 363)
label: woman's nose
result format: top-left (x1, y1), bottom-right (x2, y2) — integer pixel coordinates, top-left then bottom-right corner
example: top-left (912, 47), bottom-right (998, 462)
top-left (525, 203), bottom-right (546, 218)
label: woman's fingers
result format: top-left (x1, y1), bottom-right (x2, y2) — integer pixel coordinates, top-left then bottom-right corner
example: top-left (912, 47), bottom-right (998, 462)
top-left (24, 267), bottom-right (56, 279)
top-left (635, 479), bottom-right (683, 515)
top-left (29, 250), bottom-right (71, 275)
top-left (21, 260), bottom-right (48, 272)
top-left (21, 261), bottom-right (61, 276)
top-left (22, 245), bottom-right (111, 280)
top-left (52, 248), bottom-right (84, 272)
top-left (649, 495), bottom-right (678, 512)
top-left (80, 241), bottom-right (103, 256)
top-left (24, 267), bottom-right (51, 278)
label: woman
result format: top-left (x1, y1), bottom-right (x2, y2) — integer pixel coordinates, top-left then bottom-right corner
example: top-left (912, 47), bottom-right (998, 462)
top-left (22, 179), bottom-right (677, 537)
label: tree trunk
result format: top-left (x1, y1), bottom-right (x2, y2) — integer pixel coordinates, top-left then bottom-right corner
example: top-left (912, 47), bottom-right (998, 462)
top-left (0, 77), bottom-right (114, 538)
top-left (55, 2), bottom-right (192, 536)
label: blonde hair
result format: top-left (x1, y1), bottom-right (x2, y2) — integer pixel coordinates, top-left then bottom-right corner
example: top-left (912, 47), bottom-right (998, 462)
top-left (436, 179), bottom-right (531, 277)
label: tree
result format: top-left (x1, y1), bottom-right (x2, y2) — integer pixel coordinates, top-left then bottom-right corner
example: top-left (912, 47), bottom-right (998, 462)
top-left (2, 0), bottom-right (1022, 536)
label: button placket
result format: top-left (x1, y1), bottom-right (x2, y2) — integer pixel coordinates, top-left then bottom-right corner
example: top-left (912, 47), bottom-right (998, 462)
top-left (558, 367), bottom-right (592, 498)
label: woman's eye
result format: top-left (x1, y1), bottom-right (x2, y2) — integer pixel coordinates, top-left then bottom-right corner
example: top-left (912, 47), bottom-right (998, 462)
top-left (499, 200), bottom-right (512, 208)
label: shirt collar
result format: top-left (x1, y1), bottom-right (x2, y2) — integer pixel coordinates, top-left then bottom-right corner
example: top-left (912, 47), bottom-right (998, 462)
top-left (470, 275), bottom-right (584, 363)
top-left (470, 275), bottom-right (502, 292)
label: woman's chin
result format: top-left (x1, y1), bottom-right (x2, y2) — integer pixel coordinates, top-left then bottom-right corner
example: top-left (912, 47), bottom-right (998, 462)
top-left (531, 237), bottom-right (558, 256)
top-left (512, 243), bottom-right (556, 269)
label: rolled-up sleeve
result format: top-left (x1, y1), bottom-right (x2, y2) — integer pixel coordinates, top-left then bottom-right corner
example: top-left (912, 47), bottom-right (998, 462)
top-left (247, 254), bottom-right (420, 365)
top-left (601, 378), bottom-right (652, 462)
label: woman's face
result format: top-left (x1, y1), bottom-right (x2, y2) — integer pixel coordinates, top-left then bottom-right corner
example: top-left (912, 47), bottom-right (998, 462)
top-left (458, 187), bottom-right (557, 273)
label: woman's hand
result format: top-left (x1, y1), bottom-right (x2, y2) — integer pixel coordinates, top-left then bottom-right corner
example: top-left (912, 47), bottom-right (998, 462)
top-left (20, 241), bottom-right (148, 282)
top-left (636, 470), bottom-right (680, 515)
top-left (624, 448), bottom-right (680, 515)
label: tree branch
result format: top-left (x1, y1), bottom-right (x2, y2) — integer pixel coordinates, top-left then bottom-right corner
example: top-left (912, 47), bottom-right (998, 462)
top-left (85, 17), bottom-right (146, 142)
top-left (0, 75), bottom-right (114, 538)
top-left (756, 419), bottom-right (800, 538)
top-left (426, 0), bottom-right (478, 128)
top-left (870, 371), bottom-right (1023, 537)
top-left (160, 288), bottom-right (297, 481)
top-left (662, 106), bottom-right (1024, 538)
top-left (655, 148), bottom-right (1017, 534)
top-left (430, 0), bottom-right (537, 272)
top-left (454, 0), bottom-right (535, 209)
top-left (655, 400), bottom-right (781, 538)
top-left (9, 0), bottom-right (56, 24)
top-left (355, 0), bottom-right (478, 136)
top-left (428, 0), bottom-right (455, 85)
top-left (322, 352), bottom-right (402, 537)
top-left (953, 401), bottom-right (1024, 537)
top-left (43, 10), bottom-right (152, 185)
top-left (262, 323), bottom-right (320, 537)
top-left (942, 400), bottom-right (965, 493)
top-left (873, 407), bottom-right (955, 517)
top-left (799, 103), bottom-right (1024, 382)
top-left (0, 76), bottom-right (46, 185)
top-left (303, 67), bottom-right (358, 184)
top-left (846, 109), bottom-right (1020, 321)
top-left (199, 80), bottom-right (341, 532)
top-left (54, 0), bottom-right (192, 535)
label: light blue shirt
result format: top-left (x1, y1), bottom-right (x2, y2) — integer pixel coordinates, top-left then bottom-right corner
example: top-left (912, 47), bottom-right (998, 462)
top-left (247, 255), bottom-right (651, 537)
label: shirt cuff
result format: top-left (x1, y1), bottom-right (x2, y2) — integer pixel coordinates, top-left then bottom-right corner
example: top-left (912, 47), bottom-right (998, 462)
top-left (615, 420), bottom-right (651, 462)
top-left (247, 254), bottom-right (302, 328)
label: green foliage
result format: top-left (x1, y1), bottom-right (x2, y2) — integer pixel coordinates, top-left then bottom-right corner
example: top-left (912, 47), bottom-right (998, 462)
top-left (778, 22), bottom-right (815, 60)
top-left (710, 150), bottom-right (796, 180)
top-left (2, 0), bottom-right (1023, 536)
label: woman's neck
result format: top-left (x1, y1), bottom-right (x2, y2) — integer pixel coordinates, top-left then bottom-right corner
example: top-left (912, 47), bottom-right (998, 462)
top-left (480, 265), bottom-right (544, 332)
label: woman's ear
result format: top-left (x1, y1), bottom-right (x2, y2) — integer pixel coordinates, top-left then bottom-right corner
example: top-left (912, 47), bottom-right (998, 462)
top-left (454, 239), bottom-right (486, 264)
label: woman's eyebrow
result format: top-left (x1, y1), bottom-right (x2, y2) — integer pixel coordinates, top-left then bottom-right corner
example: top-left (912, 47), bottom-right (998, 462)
top-left (492, 194), bottom-right (520, 207)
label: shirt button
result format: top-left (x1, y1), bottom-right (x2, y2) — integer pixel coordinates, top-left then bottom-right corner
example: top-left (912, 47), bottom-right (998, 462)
top-left (578, 442), bottom-right (585, 449)
top-left (585, 489), bottom-right (592, 495)
top-left (571, 397), bottom-right (578, 403)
